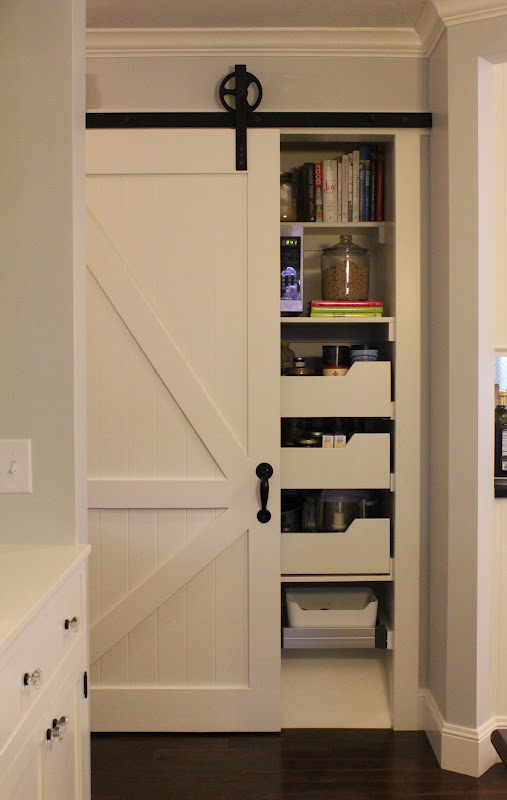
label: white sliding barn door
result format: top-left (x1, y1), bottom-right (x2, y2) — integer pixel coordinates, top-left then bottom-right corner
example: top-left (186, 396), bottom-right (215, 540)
top-left (86, 129), bottom-right (280, 731)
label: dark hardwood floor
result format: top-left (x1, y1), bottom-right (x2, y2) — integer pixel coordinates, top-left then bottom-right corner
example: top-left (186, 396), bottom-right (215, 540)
top-left (91, 729), bottom-right (507, 800)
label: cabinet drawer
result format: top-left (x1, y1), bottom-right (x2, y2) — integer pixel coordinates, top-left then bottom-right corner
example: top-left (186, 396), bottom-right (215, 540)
top-left (281, 362), bottom-right (392, 418)
top-left (281, 519), bottom-right (391, 575)
top-left (281, 434), bottom-right (391, 489)
top-left (0, 566), bottom-right (84, 756)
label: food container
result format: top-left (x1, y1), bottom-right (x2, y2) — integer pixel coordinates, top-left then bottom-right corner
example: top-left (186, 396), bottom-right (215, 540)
top-left (321, 235), bottom-right (369, 301)
top-left (322, 345), bottom-right (350, 367)
top-left (281, 502), bottom-right (303, 533)
top-left (323, 366), bottom-right (349, 377)
top-left (286, 367), bottom-right (315, 376)
top-left (308, 430), bottom-right (325, 444)
top-left (285, 587), bottom-right (378, 628)
top-left (295, 437), bottom-right (320, 448)
top-left (281, 418), bottom-right (307, 446)
top-left (280, 172), bottom-right (298, 222)
top-left (350, 345), bottom-right (378, 363)
top-left (315, 490), bottom-right (362, 532)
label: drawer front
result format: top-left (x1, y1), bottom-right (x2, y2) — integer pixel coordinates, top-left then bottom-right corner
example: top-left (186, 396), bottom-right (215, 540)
top-left (281, 434), bottom-right (391, 489)
top-left (281, 519), bottom-right (391, 575)
top-left (281, 362), bottom-right (392, 418)
top-left (0, 566), bottom-right (84, 756)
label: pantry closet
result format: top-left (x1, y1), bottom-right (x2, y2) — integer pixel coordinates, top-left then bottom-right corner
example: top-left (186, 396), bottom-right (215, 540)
top-left (85, 117), bottom-right (427, 733)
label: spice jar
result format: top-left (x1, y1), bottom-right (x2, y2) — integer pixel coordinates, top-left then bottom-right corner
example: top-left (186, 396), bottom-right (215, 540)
top-left (321, 235), bottom-right (369, 301)
top-left (280, 172), bottom-right (298, 222)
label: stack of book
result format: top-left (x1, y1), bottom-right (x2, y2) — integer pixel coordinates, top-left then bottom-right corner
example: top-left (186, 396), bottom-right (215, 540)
top-left (309, 301), bottom-right (384, 318)
top-left (292, 143), bottom-right (384, 223)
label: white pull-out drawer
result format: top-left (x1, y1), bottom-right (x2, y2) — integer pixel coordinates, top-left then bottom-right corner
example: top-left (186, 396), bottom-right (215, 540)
top-left (281, 518), bottom-right (391, 575)
top-left (281, 434), bottom-right (391, 489)
top-left (0, 566), bottom-right (84, 755)
top-left (281, 361), bottom-right (391, 418)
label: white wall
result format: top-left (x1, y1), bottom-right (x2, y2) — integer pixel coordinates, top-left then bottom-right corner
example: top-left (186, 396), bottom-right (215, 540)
top-left (428, 14), bottom-right (507, 742)
top-left (0, 0), bottom-right (86, 544)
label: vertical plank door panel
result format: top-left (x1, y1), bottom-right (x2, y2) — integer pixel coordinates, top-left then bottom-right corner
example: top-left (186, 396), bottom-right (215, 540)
top-left (86, 128), bottom-right (280, 731)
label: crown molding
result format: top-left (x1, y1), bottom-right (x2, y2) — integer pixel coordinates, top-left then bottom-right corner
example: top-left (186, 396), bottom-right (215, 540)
top-left (86, 3), bottom-right (507, 60)
top-left (415, 2), bottom-right (446, 56)
top-left (431, 0), bottom-right (507, 25)
top-left (86, 27), bottom-right (427, 58)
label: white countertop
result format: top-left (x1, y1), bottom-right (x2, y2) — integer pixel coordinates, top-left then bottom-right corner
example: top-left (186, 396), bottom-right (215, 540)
top-left (0, 544), bottom-right (90, 656)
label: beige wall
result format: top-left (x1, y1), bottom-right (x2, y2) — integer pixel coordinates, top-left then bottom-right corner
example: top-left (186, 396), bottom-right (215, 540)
top-left (0, 0), bottom-right (86, 545)
top-left (493, 63), bottom-right (507, 723)
top-left (428, 15), bottom-right (507, 732)
top-left (428, 31), bottom-right (450, 718)
top-left (86, 53), bottom-right (428, 112)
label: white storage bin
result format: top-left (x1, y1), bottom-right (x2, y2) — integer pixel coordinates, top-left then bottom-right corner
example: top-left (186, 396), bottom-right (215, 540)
top-left (285, 586), bottom-right (378, 628)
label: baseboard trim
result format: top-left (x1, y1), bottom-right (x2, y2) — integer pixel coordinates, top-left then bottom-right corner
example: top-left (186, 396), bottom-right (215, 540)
top-left (419, 689), bottom-right (500, 776)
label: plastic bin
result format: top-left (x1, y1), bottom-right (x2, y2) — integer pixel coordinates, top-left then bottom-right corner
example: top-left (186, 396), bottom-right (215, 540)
top-left (285, 586), bottom-right (378, 628)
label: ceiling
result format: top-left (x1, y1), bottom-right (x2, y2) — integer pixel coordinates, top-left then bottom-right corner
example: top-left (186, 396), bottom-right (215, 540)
top-left (86, 0), bottom-right (428, 30)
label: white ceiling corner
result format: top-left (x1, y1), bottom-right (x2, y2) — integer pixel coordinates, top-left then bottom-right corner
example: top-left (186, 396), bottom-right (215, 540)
top-left (431, 0), bottom-right (507, 25)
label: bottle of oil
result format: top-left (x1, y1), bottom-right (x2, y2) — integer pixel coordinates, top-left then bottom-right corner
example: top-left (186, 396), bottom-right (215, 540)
top-left (281, 341), bottom-right (295, 375)
top-left (495, 390), bottom-right (507, 476)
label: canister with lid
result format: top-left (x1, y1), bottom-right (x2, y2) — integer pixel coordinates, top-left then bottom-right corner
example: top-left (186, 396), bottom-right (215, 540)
top-left (280, 172), bottom-right (298, 222)
top-left (321, 235), bottom-right (369, 301)
top-left (322, 345), bottom-right (350, 367)
top-left (350, 345), bottom-right (378, 363)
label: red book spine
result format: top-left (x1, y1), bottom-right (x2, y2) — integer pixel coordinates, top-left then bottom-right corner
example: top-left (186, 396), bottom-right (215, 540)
top-left (375, 144), bottom-right (384, 222)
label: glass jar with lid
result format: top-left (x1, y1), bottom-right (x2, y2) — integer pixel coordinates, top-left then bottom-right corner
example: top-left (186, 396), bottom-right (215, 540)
top-left (321, 235), bottom-right (369, 301)
top-left (280, 172), bottom-right (298, 222)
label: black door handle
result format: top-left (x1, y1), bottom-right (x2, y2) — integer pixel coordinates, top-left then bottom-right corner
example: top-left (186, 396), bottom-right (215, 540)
top-left (256, 462), bottom-right (273, 523)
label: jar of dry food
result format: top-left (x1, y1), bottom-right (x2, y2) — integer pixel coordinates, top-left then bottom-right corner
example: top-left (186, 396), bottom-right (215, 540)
top-left (321, 235), bottom-right (369, 301)
top-left (280, 172), bottom-right (298, 222)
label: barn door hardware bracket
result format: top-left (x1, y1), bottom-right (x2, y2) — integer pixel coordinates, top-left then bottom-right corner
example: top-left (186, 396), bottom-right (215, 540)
top-left (219, 65), bottom-right (263, 170)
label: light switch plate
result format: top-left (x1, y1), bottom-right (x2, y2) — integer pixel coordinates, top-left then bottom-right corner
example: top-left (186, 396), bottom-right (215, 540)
top-left (0, 439), bottom-right (32, 493)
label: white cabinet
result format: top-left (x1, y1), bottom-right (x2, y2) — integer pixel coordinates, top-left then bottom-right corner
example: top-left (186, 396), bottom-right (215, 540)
top-left (279, 131), bottom-right (424, 731)
top-left (42, 656), bottom-right (89, 800)
top-left (0, 547), bottom-right (90, 800)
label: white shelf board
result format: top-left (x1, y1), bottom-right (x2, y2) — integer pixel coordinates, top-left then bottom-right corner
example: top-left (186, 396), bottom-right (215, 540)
top-left (280, 316), bottom-right (394, 324)
top-left (281, 573), bottom-right (394, 583)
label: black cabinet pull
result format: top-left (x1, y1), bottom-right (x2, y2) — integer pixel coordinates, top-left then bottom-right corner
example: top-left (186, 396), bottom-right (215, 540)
top-left (256, 463), bottom-right (273, 523)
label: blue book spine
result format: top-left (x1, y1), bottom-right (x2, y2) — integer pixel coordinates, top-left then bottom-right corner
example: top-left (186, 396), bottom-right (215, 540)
top-left (370, 145), bottom-right (377, 222)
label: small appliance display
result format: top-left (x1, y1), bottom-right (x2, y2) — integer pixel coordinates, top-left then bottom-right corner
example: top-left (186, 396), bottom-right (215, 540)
top-left (280, 229), bottom-right (303, 315)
